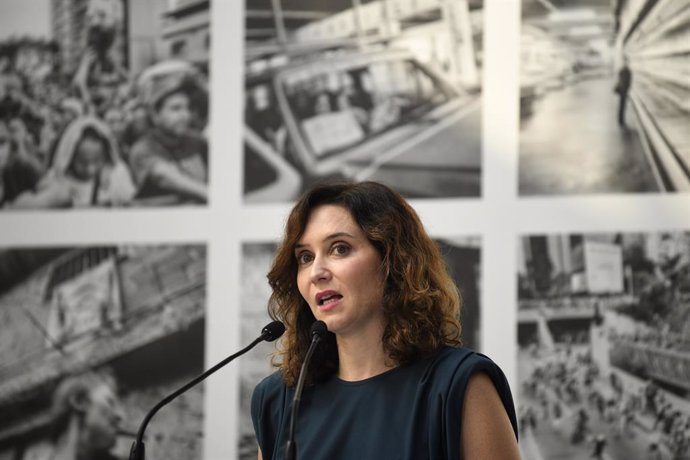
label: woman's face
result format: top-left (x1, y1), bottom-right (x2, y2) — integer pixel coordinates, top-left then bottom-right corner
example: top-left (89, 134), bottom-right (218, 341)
top-left (295, 204), bottom-right (386, 337)
top-left (70, 136), bottom-right (107, 181)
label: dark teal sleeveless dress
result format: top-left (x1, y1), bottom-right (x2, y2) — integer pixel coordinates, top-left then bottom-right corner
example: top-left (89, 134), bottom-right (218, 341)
top-left (251, 347), bottom-right (518, 460)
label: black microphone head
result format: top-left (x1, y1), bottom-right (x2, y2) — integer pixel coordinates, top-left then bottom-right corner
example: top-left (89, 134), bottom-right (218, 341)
top-left (262, 321), bottom-right (286, 342)
top-left (310, 320), bottom-right (328, 340)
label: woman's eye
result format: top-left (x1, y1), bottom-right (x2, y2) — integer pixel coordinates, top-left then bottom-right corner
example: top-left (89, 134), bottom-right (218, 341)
top-left (296, 253), bottom-right (313, 264)
top-left (332, 244), bottom-right (350, 256)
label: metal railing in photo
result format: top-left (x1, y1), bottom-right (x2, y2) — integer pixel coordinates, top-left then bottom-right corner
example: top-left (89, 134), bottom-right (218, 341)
top-left (621, 0), bottom-right (690, 191)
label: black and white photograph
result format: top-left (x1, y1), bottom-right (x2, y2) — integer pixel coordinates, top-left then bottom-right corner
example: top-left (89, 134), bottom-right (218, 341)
top-left (243, 0), bottom-right (484, 203)
top-left (0, 0), bottom-right (209, 209)
top-left (236, 237), bottom-right (481, 459)
top-left (0, 244), bottom-right (207, 460)
top-left (517, 232), bottom-right (690, 459)
top-left (518, 0), bottom-right (690, 195)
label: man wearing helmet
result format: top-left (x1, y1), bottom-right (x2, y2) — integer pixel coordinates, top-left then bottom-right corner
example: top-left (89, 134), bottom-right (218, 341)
top-left (128, 61), bottom-right (208, 205)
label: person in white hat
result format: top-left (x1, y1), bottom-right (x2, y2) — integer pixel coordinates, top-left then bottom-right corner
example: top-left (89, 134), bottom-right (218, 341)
top-left (11, 116), bottom-right (135, 208)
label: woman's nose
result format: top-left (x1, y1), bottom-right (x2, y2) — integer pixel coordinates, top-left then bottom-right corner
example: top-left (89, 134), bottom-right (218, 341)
top-left (310, 255), bottom-right (331, 283)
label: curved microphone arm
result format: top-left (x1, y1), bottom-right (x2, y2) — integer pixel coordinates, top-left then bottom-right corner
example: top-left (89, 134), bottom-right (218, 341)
top-left (129, 321), bottom-right (285, 460)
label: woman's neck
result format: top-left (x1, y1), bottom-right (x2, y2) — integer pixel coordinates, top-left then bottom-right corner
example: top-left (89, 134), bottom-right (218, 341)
top-left (335, 326), bottom-right (395, 382)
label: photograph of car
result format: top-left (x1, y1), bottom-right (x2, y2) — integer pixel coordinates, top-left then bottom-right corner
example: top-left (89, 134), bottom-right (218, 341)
top-left (243, 0), bottom-right (484, 202)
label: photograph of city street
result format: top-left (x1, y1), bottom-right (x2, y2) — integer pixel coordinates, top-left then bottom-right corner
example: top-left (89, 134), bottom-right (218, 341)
top-left (0, 244), bottom-right (207, 460)
top-left (243, 0), bottom-right (485, 203)
top-left (518, 0), bottom-right (690, 195)
top-left (0, 0), bottom-right (210, 209)
top-left (517, 232), bottom-right (690, 459)
top-left (236, 237), bottom-right (481, 459)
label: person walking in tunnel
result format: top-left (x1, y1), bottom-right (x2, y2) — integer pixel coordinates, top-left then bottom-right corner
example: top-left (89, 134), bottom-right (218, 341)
top-left (615, 59), bottom-right (632, 127)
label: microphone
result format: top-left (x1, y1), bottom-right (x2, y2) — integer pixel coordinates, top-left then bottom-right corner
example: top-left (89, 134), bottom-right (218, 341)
top-left (285, 320), bottom-right (327, 460)
top-left (128, 320), bottom-right (285, 460)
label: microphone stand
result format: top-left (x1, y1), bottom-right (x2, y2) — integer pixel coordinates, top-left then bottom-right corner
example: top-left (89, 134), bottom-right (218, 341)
top-left (129, 321), bottom-right (285, 460)
top-left (284, 321), bottom-right (327, 460)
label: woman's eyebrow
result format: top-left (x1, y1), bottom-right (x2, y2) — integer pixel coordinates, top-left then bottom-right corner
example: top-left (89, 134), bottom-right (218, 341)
top-left (295, 232), bottom-right (356, 250)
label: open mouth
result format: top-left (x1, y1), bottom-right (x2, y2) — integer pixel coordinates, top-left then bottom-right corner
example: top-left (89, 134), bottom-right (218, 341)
top-left (318, 294), bottom-right (342, 305)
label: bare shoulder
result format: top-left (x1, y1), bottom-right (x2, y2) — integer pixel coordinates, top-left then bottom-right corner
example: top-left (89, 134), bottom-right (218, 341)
top-left (461, 371), bottom-right (521, 459)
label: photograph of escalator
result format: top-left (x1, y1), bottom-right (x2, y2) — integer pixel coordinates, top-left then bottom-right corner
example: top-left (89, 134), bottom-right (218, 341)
top-left (518, 0), bottom-right (690, 195)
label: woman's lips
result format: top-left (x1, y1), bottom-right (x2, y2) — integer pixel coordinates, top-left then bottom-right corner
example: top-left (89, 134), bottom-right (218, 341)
top-left (316, 291), bottom-right (343, 311)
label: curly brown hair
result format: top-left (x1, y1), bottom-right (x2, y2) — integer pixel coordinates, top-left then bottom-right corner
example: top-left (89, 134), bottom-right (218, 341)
top-left (267, 181), bottom-right (462, 386)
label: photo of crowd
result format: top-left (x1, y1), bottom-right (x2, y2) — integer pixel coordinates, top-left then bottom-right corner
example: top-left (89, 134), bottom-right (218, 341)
top-left (236, 237), bottom-right (481, 459)
top-left (243, 0), bottom-right (484, 203)
top-left (0, 244), bottom-right (207, 460)
top-left (517, 232), bottom-right (690, 459)
top-left (0, 0), bottom-right (209, 209)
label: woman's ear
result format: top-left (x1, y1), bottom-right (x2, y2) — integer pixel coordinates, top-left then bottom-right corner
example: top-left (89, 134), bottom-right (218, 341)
top-left (68, 388), bottom-right (91, 414)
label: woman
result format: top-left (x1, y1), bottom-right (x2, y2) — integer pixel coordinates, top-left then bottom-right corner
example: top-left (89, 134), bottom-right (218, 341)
top-left (251, 181), bottom-right (520, 459)
top-left (11, 116), bottom-right (135, 208)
